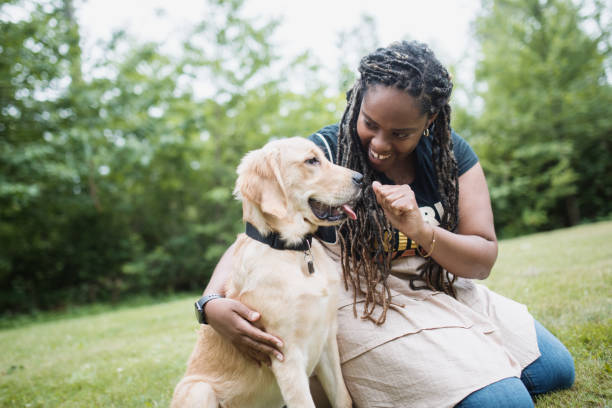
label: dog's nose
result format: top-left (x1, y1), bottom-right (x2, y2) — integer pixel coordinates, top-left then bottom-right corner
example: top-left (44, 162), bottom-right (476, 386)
top-left (352, 172), bottom-right (363, 186)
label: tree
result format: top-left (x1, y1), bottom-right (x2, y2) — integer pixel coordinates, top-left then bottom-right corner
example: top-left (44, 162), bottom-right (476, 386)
top-left (335, 14), bottom-right (381, 92)
top-left (0, 0), bottom-right (343, 311)
top-left (114, 0), bottom-right (342, 293)
top-left (0, 0), bottom-right (120, 309)
top-left (471, 0), bottom-right (612, 236)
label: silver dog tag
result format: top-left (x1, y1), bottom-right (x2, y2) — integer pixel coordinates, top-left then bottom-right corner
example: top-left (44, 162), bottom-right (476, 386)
top-left (304, 239), bottom-right (315, 274)
top-left (304, 244), bottom-right (315, 274)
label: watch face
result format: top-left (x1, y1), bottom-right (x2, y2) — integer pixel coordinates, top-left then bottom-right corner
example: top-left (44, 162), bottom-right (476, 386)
top-left (195, 301), bottom-right (204, 324)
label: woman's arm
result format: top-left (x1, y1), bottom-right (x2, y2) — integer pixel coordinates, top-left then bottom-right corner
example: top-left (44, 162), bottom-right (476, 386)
top-left (372, 162), bottom-right (498, 279)
top-left (202, 242), bottom-right (235, 296)
top-left (203, 243), bottom-right (285, 365)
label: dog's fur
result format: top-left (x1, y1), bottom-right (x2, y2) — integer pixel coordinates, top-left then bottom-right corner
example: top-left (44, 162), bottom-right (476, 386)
top-left (171, 137), bottom-right (358, 408)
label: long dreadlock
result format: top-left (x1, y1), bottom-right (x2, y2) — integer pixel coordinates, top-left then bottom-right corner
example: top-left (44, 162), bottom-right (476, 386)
top-left (337, 41), bottom-right (459, 324)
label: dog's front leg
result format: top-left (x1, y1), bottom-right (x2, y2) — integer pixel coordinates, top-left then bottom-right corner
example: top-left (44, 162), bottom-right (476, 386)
top-left (271, 353), bottom-right (316, 408)
top-left (314, 333), bottom-right (352, 408)
top-left (171, 375), bottom-right (218, 408)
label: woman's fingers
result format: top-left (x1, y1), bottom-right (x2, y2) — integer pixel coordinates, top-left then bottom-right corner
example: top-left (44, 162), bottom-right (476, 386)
top-left (230, 304), bottom-right (284, 361)
top-left (236, 316), bottom-right (284, 354)
top-left (373, 181), bottom-right (413, 200)
top-left (230, 300), bottom-right (283, 347)
top-left (241, 334), bottom-right (284, 362)
top-left (230, 298), bottom-right (261, 323)
top-left (372, 182), bottom-right (416, 213)
top-left (371, 181), bottom-right (427, 237)
top-left (206, 298), bottom-right (285, 365)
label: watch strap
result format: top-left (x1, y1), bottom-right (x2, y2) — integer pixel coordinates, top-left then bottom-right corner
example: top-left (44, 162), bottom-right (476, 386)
top-left (195, 294), bottom-right (224, 324)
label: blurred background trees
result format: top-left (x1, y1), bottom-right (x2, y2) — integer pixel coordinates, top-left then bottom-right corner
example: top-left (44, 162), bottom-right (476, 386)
top-left (1, 0), bottom-right (610, 312)
top-left (468, 0), bottom-right (612, 236)
top-left (0, 0), bottom-right (341, 311)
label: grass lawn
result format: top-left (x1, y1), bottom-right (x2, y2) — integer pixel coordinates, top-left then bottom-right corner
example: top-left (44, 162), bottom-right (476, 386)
top-left (1, 221), bottom-right (611, 407)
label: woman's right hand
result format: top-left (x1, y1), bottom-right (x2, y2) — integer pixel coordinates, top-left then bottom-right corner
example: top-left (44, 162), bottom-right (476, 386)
top-left (204, 297), bottom-right (284, 366)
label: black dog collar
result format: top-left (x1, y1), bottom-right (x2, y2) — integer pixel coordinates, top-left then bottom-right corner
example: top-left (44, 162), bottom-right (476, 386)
top-left (245, 222), bottom-right (313, 251)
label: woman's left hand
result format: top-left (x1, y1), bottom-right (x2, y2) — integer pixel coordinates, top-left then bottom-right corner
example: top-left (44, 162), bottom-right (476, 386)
top-left (372, 181), bottom-right (430, 244)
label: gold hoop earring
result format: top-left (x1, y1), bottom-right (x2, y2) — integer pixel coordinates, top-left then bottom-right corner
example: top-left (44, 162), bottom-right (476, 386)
top-left (423, 128), bottom-right (430, 137)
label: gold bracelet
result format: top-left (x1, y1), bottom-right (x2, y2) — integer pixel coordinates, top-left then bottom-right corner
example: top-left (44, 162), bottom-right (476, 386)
top-left (417, 227), bottom-right (436, 258)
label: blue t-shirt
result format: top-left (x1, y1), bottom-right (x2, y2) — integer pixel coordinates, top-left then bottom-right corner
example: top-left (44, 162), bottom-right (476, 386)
top-left (308, 124), bottom-right (478, 256)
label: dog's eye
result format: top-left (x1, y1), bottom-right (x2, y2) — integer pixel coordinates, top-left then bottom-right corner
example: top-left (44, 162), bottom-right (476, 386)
top-left (305, 157), bottom-right (320, 165)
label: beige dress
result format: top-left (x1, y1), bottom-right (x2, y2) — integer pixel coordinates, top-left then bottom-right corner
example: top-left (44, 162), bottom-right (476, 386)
top-left (315, 244), bottom-right (541, 408)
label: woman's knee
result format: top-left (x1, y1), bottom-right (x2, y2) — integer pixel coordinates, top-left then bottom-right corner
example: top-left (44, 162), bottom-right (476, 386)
top-left (521, 320), bottom-right (575, 395)
top-left (455, 377), bottom-right (534, 408)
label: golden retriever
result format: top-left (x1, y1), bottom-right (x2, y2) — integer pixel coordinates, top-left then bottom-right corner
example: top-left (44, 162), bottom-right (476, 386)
top-left (171, 137), bottom-right (360, 408)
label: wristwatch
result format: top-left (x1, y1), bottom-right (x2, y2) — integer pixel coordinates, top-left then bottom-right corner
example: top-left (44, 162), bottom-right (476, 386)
top-left (194, 294), bottom-right (224, 324)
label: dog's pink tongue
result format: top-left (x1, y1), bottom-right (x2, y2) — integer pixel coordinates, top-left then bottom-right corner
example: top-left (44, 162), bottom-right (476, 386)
top-left (341, 204), bottom-right (357, 220)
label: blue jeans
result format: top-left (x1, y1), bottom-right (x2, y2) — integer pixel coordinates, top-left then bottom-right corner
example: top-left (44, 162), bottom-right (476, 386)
top-left (455, 320), bottom-right (575, 407)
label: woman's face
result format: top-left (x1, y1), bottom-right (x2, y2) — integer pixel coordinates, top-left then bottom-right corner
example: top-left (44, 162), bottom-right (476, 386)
top-left (357, 84), bottom-right (434, 176)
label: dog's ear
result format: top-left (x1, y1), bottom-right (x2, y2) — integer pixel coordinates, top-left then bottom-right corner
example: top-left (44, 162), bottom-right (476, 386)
top-left (235, 147), bottom-right (288, 219)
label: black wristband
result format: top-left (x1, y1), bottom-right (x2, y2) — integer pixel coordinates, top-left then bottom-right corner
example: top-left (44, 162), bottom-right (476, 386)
top-left (194, 294), bottom-right (224, 324)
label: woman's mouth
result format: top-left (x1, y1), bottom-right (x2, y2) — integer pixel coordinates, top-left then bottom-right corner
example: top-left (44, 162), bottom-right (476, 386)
top-left (369, 148), bottom-right (391, 161)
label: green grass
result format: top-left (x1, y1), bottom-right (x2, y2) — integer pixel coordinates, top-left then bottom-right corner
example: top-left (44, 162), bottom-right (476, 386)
top-left (484, 221), bottom-right (612, 407)
top-left (1, 221), bottom-right (611, 407)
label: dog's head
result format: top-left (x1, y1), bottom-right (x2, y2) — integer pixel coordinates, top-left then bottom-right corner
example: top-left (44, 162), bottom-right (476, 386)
top-left (234, 137), bottom-right (362, 245)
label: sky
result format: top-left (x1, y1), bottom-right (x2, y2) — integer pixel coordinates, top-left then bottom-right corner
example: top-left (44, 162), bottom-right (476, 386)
top-left (76, 0), bottom-right (483, 91)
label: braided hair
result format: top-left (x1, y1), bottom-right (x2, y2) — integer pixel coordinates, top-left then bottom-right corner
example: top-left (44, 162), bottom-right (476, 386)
top-left (337, 41), bottom-right (458, 324)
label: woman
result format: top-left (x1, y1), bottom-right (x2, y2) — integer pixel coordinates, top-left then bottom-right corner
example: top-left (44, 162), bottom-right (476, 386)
top-left (199, 41), bottom-right (574, 407)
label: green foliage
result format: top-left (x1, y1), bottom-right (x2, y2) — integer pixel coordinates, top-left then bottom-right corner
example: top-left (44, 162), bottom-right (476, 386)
top-left (0, 0), bottom-right (343, 312)
top-left (335, 14), bottom-right (381, 91)
top-left (0, 0), bottom-right (129, 310)
top-left (471, 0), bottom-right (612, 237)
top-left (4, 0), bottom-right (611, 312)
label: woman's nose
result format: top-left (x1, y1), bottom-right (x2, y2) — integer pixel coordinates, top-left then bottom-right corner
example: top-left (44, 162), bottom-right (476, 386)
top-left (370, 131), bottom-right (391, 152)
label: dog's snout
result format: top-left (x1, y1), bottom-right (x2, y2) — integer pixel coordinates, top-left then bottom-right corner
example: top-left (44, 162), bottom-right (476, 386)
top-left (352, 172), bottom-right (364, 186)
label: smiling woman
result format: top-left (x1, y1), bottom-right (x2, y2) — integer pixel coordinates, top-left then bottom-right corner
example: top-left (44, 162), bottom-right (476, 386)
top-left (357, 84), bottom-right (435, 184)
top-left (303, 40), bottom-right (575, 408)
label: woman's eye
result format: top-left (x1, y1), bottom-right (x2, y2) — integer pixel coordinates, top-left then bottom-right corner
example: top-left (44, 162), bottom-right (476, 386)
top-left (306, 157), bottom-right (320, 165)
top-left (365, 120), bottom-right (376, 130)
